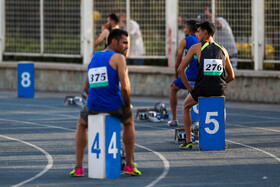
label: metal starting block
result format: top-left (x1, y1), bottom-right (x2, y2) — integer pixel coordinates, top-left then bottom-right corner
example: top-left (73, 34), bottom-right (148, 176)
top-left (135, 107), bottom-right (155, 120)
top-left (174, 121), bottom-right (199, 144)
top-left (135, 102), bottom-right (169, 122)
top-left (174, 127), bottom-right (186, 143)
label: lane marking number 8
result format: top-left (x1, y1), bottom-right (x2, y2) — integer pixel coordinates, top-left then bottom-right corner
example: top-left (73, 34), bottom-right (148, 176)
top-left (21, 72), bottom-right (31, 88)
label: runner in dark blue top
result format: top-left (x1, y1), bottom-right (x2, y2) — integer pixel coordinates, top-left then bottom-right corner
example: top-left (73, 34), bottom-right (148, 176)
top-left (168, 20), bottom-right (199, 126)
top-left (71, 29), bottom-right (141, 177)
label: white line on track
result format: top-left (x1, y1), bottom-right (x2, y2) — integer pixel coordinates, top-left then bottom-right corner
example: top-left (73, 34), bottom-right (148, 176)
top-left (0, 135), bottom-right (53, 187)
top-left (226, 139), bottom-right (280, 163)
top-left (0, 117), bottom-right (170, 187)
top-left (135, 144), bottom-right (170, 187)
top-left (228, 123), bottom-right (280, 133)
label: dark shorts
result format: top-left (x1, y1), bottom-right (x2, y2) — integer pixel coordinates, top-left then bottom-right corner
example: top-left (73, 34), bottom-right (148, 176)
top-left (80, 104), bottom-right (129, 123)
top-left (174, 77), bottom-right (195, 90)
top-left (191, 86), bottom-right (225, 102)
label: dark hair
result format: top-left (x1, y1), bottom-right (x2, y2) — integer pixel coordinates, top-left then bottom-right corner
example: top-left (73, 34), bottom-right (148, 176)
top-left (186, 20), bottom-right (197, 33)
top-left (108, 13), bottom-right (120, 24)
top-left (107, 29), bottom-right (128, 45)
top-left (196, 21), bottom-right (215, 36)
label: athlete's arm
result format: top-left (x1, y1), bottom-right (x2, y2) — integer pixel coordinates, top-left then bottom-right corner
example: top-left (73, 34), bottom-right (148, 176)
top-left (178, 43), bottom-right (200, 92)
top-left (94, 29), bottom-right (109, 48)
top-left (83, 75), bottom-right (89, 95)
top-left (175, 39), bottom-right (186, 77)
top-left (111, 53), bottom-right (132, 110)
top-left (114, 54), bottom-right (132, 119)
top-left (223, 47), bottom-right (235, 83)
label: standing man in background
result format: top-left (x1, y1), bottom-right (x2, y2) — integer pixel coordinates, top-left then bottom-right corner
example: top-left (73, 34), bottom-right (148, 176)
top-left (94, 13), bottom-right (120, 49)
top-left (119, 12), bottom-right (146, 65)
top-left (167, 20), bottom-right (199, 127)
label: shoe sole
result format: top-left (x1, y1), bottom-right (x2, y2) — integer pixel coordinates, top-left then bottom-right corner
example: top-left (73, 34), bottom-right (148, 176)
top-left (123, 171), bottom-right (141, 176)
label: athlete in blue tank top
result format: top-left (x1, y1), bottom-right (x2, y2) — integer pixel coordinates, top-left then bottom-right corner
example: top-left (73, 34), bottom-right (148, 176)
top-left (71, 29), bottom-right (142, 177)
top-left (168, 20), bottom-right (199, 127)
top-left (87, 50), bottom-right (124, 112)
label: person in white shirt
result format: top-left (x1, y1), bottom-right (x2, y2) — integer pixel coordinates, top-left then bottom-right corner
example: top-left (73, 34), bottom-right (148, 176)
top-left (119, 14), bottom-right (146, 65)
top-left (197, 7), bottom-right (238, 69)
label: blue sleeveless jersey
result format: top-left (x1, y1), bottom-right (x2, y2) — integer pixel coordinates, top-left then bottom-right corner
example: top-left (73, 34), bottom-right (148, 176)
top-left (87, 50), bottom-right (124, 112)
top-left (184, 34), bottom-right (199, 81)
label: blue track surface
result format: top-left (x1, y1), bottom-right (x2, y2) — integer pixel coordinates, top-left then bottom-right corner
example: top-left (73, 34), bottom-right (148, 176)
top-left (0, 91), bottom-right (279, 187)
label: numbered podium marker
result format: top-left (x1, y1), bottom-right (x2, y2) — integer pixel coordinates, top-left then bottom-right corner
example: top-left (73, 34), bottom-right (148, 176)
top-left (88, 114), bottom-right (121, 179)
top-left (17, 63), bottom-right (34, 98)
top-left (199, 97), bottom-right (225, 151)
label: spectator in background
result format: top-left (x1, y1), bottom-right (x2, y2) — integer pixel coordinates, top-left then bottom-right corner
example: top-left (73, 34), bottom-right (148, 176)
top-left (177, 16), bottom-right (186, 42)
top-left (197, 7), bottom-right (238, 70)
top-left (167, 20), bottom-right (199, 127)
top-left (94, 13), bottom-right (120, 49)
top-left (119, 13), bottom-right (146, 65)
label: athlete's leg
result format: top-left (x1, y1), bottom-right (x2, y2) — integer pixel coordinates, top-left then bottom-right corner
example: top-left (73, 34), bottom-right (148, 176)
top-left (122, 116), bottom-right (135, 168)
top-left (183, 94), bottom-right (197, 143)
top-left (169, 83), bottom-right (180, 120)
top-left (75, 116), bottom-right (88, 168)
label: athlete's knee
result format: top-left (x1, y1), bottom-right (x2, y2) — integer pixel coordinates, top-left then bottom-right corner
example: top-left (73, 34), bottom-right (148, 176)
top-left (170, 84), bottom-right (179, 92)
top-left (77, 116), bottom-right (88, 129)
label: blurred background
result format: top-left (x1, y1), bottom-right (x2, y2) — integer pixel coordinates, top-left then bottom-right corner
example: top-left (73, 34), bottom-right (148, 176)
top-left (1, 0), bottom-right (279, 70)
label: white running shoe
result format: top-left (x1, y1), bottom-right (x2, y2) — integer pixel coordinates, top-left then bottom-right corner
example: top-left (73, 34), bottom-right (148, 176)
top-left (167, 120), bottom-right (179, 126)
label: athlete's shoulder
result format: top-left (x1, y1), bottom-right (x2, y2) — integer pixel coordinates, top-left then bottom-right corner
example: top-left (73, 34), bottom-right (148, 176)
top-left (111, 52), bottom-right (126, 63)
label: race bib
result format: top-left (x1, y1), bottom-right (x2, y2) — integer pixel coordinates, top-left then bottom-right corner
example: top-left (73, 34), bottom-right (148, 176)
top-left (204, 59), bottom-right (223, 76)
top-left (88, 67), bottom-right (109, 88)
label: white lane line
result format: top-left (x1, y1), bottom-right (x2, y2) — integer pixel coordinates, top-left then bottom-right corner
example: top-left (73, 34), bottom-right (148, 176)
top-left (0, 118), bottom-right (75, 132)
top-left (226, 139), bottom-right (280, 163)
top-left (228, 123), bottom-right (280, 133)
top-left (136, 122), bottom-right (280, 164)
top-left (228, 112), bottom-right (280, 120)
top-left (136, 144), bottom-right (170, 187)
top-left (0, 135), bottom-right (53, 187)
top-left (0, 117), bottom-right (169, 187)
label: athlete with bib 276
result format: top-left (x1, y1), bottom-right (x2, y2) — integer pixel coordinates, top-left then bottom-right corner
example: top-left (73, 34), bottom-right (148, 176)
top-left (70, 29), bottom-right (141, 177)
top-left (178, 21), bottom-right (235, 150)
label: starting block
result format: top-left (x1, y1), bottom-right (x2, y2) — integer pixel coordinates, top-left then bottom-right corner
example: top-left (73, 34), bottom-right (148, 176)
top-left (88, 114), bottom-right (121, 179)
top-left (199, 97), bottom-right (225, 151)
top-left (174, 123), bottom-right (199, 144)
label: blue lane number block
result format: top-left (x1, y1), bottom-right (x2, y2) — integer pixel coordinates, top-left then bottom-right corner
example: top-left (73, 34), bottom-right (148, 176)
top-left (88, 114), bottom-right (121, 179)
top-left (199, 97), bottom-right (225, 151)
top-left (17, 63), bottom-right (34, 98)
top-left (105, 115), bottom-right (121, 179)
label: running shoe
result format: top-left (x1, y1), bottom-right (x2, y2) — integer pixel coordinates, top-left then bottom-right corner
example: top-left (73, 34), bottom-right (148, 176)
top-left (70, 167), bottom-right (84, 177)
top-left (167, 120), bottom-right (179, 127)
top-left (180, 142), bottom-right (193, 150)
top-left (123, 165), bottom-right (142, 176)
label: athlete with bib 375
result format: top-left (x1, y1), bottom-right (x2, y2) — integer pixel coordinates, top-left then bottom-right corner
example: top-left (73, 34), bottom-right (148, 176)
top-left (178, 21), bottom-right (235, 150)
top-left (70, 29), bottom-right (141, 177)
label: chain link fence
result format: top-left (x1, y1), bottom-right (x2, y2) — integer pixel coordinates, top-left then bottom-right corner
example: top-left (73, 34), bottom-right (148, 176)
top-left (2, 0), bottom-right (280, 69)
top-left (5, 0), bottom-right (81, 57)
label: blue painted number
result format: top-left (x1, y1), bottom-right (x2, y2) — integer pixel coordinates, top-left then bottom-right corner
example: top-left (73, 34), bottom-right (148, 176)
top-left (91, 133), bottom-right (101, 158)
